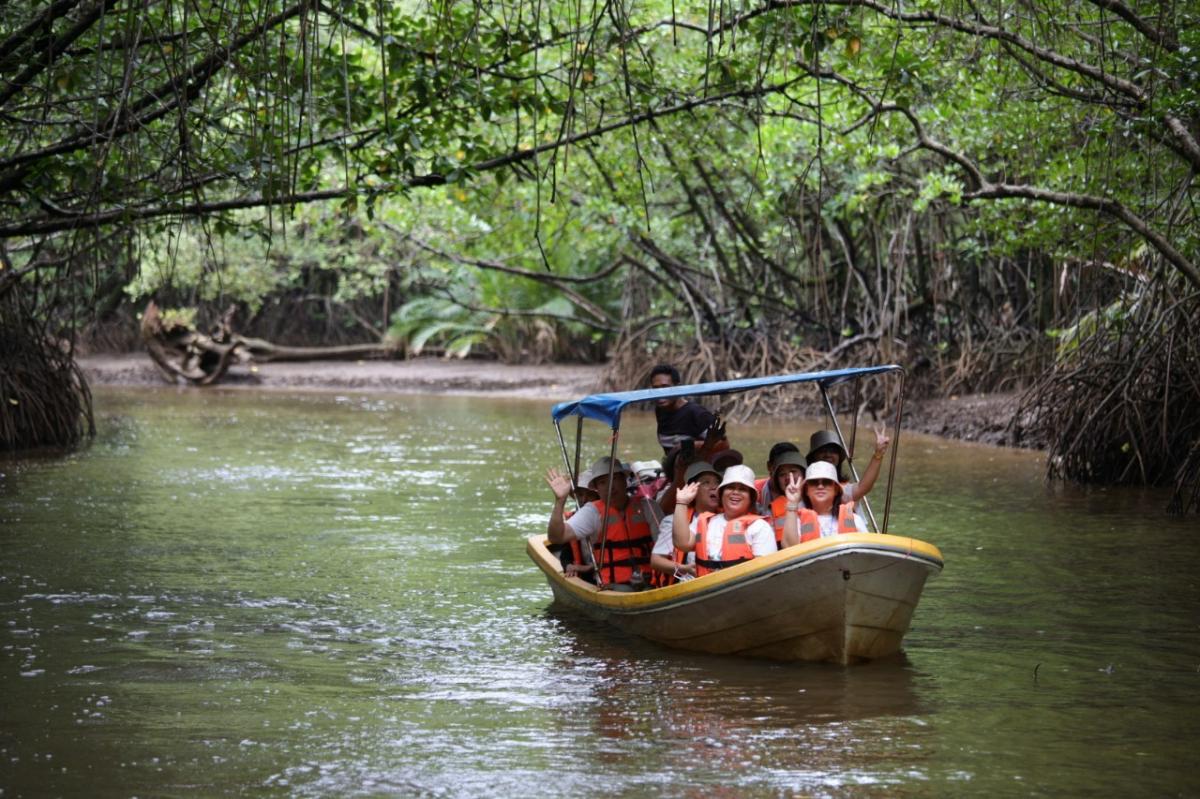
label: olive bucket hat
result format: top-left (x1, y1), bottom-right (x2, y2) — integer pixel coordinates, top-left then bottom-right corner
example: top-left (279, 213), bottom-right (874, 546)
top-left (683, 461), bottom-right (720, 484)
top-left (770, 450), bottom-right (808, 492)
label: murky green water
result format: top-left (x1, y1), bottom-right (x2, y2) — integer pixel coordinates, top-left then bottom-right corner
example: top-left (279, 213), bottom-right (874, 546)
top-left (2, 387), bottom-right (1198, 797)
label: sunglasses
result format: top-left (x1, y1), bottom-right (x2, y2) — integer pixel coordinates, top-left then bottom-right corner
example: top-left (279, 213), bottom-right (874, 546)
top-left (807, 479), bottom-right (836, 487)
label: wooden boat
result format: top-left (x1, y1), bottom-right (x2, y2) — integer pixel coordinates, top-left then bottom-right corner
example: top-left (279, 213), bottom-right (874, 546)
top-left (531, 365), bottom-right (944, 664)
top-left (528, 532), bottom-right (942, 664)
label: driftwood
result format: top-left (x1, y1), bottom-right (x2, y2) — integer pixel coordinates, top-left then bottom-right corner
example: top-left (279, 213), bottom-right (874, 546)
top-left (140, 301), bottom-right (397, 385)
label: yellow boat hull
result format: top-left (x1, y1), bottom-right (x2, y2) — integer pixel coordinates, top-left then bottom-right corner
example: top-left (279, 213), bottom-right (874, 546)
top-left (527, 533), bottom-right (943, 664)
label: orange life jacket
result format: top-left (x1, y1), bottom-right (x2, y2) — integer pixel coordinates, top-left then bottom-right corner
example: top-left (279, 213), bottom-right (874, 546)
top-left (834, 502), bottom-right (860, 534)
top-left (590, 499), bottom-right (653, 586)
top-left (809, 502), bottom-right (861, 536)
top-left (769, 496), bottom-right (820, 546)
top-left (694, 512), bottom-right (763, 577)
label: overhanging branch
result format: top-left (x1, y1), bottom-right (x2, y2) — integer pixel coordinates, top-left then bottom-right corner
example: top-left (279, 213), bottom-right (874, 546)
top-left (0, 78), bottom-right (801, 238)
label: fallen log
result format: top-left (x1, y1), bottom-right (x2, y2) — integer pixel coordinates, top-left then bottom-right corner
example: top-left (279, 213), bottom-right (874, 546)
top-left (140, 301), bottom-right (397, 385)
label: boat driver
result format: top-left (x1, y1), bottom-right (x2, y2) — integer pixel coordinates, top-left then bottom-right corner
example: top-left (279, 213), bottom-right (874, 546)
top-left (649, 363), bottom-right (718, 456)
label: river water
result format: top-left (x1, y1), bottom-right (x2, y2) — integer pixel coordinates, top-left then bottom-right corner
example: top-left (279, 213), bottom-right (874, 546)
top-left (1, 387), bottom-right (1197, 797)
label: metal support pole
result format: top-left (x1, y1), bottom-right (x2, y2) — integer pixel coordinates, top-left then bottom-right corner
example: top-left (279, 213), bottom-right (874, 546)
top-left (849, 377), bottom-right (862, 464)
top-left (819, 383), bottom-right (879, 533)
top-left (881, 371), bottom-right (906, 536)
top-left (553, 419), bottom-right (597, 573)
top-left (595, 429), bottom-right (621, 588)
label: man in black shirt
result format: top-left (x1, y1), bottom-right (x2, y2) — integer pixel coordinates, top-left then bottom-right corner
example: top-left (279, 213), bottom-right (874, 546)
top-left (650, 364), bottom-right (717, 455)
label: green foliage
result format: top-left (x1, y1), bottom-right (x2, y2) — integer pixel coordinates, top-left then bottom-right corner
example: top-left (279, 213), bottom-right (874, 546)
top-left (1046, 295), bottom-right (1137, 362)
top-left (2, 0), bottom-right (1196, 371)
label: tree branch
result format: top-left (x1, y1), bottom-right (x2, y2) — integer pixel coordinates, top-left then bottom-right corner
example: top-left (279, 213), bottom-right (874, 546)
top-left (0, 77), bottom-right (802, 237)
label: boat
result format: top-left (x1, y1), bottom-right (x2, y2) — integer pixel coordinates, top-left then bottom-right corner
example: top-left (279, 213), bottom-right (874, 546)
top-left (528, 365), bottom-right (944, 665)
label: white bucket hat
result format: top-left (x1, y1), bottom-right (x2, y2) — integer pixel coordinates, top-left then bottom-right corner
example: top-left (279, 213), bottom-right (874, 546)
top-left (803, 461), bottom-right (841, 485)
top-left (718, 464), bottom-right (758, 502)
top-left (630, 460), bottom-right (662, 480)
top-left (575, 468), bottom-right (596, 491)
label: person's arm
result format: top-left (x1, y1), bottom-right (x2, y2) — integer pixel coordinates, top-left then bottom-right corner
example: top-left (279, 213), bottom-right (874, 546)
top-left (780, 472), bottom-right (803, 548)
top-left (649, 553), bottom-right (674, 574)
top-left (672, 482), bottom-right (700, 551)
top-left (658, 449), bottom-right (688, 515)
top-left (696, 407), bottom-right (725, 461)
top-left (652, 516), bottom-right (695, 577)
top-left (855, 512), bottom-right (868, 532)
top-left (849, 425), bottom-right (891, 501)
top-left (693, 403), bottom-right (718, 436)
top-left (545, 468), bottom-right (573, 544)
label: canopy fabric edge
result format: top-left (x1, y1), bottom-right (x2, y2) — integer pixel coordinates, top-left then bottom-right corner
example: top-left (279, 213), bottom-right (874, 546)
top-left (551, 364), bottom-right (903, 428)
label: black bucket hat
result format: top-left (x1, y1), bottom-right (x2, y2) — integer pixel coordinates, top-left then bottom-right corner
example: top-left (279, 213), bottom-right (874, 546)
top-left (806, 430), bottom-right (849, 465)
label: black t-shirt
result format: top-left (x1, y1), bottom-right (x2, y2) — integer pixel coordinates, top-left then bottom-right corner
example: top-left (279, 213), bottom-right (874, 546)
top-left (655, 401), bottom-right (716, 453)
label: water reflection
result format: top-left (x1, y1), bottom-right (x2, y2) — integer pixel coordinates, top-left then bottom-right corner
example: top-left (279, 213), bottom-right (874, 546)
top-left (549, 608), bottom-right (926, 724)
top-left (540, 609), bottom-right (936, 794)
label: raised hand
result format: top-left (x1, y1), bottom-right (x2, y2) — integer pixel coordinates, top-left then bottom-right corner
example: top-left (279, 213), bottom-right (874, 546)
top-left (785, 471), bottom-right (803, 504)
top-left (704, 413), bottom-right (727, 444)
top-left (873, 423), bottom-right (891, 455)
top-left (676, 480), bottom-right (701, 506)
top-left (545, 467), bottom-right (572, 501)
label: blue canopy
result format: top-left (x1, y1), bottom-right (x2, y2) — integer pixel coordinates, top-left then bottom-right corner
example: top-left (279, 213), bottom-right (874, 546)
top-left (551, 365), bottom-right (903, 429)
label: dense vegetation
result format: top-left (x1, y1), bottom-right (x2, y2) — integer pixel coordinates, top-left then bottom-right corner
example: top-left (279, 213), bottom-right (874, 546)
top-left (0, 0), bottom-right (1196, 508)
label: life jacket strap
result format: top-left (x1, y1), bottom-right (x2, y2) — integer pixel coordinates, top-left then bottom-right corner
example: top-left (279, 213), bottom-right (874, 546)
top-left (694, 556), bottom-right (751, 571)
top-left (601, 555), bottom-right (651, 568)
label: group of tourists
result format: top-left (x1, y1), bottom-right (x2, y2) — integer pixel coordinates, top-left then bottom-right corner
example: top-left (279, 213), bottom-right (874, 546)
top-left (544, 364), bottom-right (892, 590)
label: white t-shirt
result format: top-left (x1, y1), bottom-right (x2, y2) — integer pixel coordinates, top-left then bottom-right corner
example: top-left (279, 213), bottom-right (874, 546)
top-left (652, 514), bottom-right (675, 557)
top-left (653, 515), bottom-right (695, 564)
top-left (816, 511), bottom-right (867, 537)
top-left (690, 513), bottom-right (777, 560)
top-left (563, 502), bottom-right (602, 543)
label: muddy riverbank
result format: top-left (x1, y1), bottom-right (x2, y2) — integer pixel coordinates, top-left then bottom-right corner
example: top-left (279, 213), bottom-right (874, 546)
top-left (77, 353), bottom-right (1039, 449)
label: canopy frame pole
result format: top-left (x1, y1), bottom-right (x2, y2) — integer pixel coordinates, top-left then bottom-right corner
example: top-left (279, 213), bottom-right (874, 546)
top-left (573, 416), bottom-right (584, 492)
top-left (553, 418), bottom-right (598, 575)
top-left (595, 430), bottom-right (620, 588)
top-left (881, 370), bottom-right (906, 536)
top-left (819, 382), bottom-right (880, 533)
top-left (849, 376), bottom-right (862, 464)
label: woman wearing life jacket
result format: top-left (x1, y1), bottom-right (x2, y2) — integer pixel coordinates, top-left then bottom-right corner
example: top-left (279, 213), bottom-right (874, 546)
top-left (672, 465), bottom-right (782, 577)
top-left (546, 457), bottom-right (654, 590)
top-left (763, 450), bottom-right (809, 547)
top-left (804, 424), bottom-right (891, 504)
top-left (648, 461), bottom-right (720, 587)
top-left (782, 461), bottom-right (867, 542)
top-left (754, 441), bottom-right (801, 513)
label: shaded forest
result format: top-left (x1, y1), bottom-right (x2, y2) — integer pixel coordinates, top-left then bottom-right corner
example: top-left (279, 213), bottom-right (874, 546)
top-left (0, 0), bottom-right (1196, 510)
